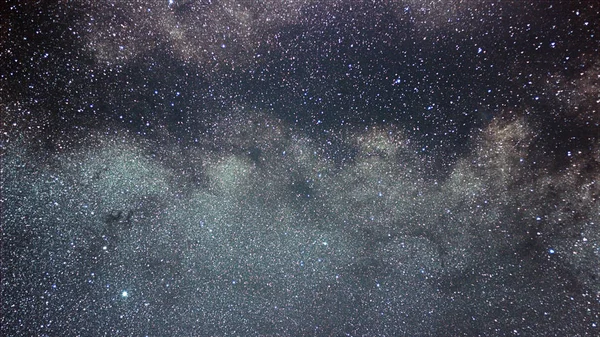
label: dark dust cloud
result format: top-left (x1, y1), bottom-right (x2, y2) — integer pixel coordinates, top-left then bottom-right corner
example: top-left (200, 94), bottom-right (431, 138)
top-left (1, 0), bottom-right (599, 335)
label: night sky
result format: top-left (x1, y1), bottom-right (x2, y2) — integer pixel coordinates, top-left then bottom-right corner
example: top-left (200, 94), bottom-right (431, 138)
top-left (2, 0), bottom-right (599, 335)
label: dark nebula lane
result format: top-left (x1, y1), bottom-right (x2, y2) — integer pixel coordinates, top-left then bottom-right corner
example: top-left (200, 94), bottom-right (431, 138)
top-left (2, 0), bottom-right (599, 335)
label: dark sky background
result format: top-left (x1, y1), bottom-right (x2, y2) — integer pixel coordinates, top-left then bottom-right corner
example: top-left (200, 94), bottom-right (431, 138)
top-left (2, 0), bottom-right (599, 335)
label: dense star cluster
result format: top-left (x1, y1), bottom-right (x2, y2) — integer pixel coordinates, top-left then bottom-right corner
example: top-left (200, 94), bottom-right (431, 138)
top-left (2, 0), bottom-right (599, 335)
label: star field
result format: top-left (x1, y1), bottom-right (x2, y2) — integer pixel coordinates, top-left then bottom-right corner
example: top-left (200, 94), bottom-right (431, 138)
top-left (2, 0), bottom-right (599, 335)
